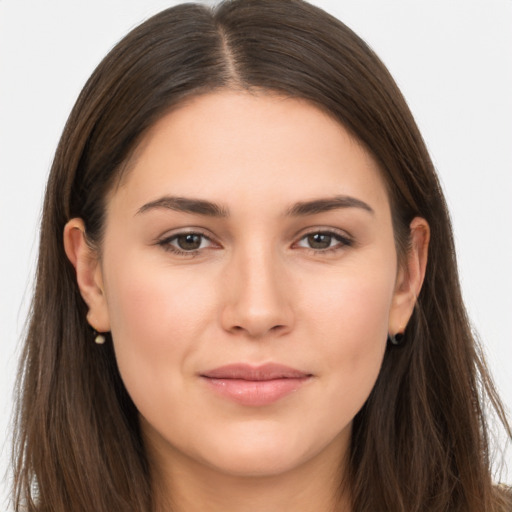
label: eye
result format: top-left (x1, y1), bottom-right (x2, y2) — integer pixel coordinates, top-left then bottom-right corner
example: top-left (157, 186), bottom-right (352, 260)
top-left (296, 231), bottom-right (352, 251)
top-left (173, 233), bottom-right (207, 251)
top-left (158, 232), bottom-right (215, 254)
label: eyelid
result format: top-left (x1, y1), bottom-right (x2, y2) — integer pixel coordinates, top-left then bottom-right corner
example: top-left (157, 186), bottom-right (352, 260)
top-left (156, 226), bottom-right (216, 241)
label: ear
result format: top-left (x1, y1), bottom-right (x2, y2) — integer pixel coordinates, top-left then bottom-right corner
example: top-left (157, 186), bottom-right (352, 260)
top-left (63, 218), bottom-right (111, 332)
top-left (388, 217), bottom-right (430, 335)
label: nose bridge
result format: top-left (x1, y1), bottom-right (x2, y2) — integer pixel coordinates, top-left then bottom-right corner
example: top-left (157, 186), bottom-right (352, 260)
top-left (221, 239), bottom-right (293, 338)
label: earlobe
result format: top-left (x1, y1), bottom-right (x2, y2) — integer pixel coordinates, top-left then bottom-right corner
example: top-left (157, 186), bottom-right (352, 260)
top-left (389, 217), bottom-right (430, 335)
top-left (63, 218), bottom-right (111, 332)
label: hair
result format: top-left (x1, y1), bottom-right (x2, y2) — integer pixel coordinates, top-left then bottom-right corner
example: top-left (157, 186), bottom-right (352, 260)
top-left (12, 1), bottom-right (511, 511)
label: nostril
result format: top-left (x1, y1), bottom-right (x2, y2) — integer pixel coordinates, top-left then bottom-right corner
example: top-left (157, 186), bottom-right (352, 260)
top-left (226, 322), bottom-right (289, 338)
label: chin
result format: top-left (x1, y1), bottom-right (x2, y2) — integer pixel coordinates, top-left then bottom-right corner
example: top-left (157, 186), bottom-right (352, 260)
top-left (192, 422), bottom-right (346, 479)
top-left (203, 449), bottom-right (309, 479)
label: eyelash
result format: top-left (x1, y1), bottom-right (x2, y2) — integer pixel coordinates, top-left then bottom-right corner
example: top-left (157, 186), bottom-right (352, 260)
top-left (157, 229), bottom-right (353, 257)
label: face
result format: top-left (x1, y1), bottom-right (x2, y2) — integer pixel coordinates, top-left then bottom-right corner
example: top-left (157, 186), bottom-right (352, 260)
top-left (72, 91), bottom-right (421, 480)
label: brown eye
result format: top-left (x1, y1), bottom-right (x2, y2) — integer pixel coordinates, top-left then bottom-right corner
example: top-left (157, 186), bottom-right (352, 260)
top-left (176, 234), bottom-right (203, 251)
top-left (306, 233), bottom-right (332, 249)
top-left (159, 232), bottom-right (214, 254)
top-left (296, 231), bottom-right (352, 252)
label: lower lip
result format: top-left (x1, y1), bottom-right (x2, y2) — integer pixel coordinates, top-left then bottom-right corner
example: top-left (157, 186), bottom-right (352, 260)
top-left (202, 377), bottom-right (310, 406)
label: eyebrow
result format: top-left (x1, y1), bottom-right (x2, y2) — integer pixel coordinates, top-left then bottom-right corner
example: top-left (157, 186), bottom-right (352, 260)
top-left (136, 194), bottom-right (374, 217)
top-left (285, 195), bottom-right (374, 216)
top-left (136, 196), bottom-right (229, 217)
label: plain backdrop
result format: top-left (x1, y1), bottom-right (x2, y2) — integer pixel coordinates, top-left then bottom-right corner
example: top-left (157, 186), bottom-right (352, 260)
top-left (1, 0), bottom-right (511, 507)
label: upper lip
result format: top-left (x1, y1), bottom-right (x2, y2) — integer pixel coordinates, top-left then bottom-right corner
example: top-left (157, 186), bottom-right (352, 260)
top-left (200, 363), bottom-right (311, 381)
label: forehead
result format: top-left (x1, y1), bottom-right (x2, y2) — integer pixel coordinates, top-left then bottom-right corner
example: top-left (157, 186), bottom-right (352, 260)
top-left (111, 90), bottom-right (390, 215)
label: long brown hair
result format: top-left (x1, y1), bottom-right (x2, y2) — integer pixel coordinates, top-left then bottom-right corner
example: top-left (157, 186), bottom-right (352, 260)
top-left (12, 1), bottom-right (511, 511)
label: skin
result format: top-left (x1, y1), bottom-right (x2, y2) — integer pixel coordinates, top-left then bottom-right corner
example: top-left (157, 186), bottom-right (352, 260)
top-left (64, 91), bottom-right (429, 512)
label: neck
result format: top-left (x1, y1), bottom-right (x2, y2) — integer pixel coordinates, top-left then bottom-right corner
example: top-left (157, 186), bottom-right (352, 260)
top-left (149, 437), bottom-right (352, 512)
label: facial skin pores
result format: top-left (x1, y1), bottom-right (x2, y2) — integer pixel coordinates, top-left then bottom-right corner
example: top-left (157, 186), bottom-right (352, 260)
top-left (68, 91), bottom-right (427, 511)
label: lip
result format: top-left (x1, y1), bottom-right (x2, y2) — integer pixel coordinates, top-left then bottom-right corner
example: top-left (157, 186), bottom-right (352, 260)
top-left (200, 363), bottom-right (312, 406)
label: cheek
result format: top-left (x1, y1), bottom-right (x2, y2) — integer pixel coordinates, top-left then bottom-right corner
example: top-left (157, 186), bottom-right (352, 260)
top-left (101, 252), bottom-right (218, 402)
top-left (107, 267), bottom-right (202, 345)
top-left (302, 261), bottom-right (395, 343)
top-left (300, 265), bottom-right (395, 410)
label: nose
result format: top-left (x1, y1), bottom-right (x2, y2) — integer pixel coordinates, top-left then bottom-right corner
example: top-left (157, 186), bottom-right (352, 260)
top-left (220, 245), bottom-right (294, 339)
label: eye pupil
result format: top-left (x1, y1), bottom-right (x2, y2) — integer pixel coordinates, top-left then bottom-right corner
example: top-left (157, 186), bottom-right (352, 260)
top-left (177, 234), bottom-right (202, 250)
top-left (307, 233), bottom-right (331, 249)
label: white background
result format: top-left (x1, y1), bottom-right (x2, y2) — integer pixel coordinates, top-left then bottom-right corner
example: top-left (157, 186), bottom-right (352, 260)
top-left (1, 0), bottom-right (511, 507)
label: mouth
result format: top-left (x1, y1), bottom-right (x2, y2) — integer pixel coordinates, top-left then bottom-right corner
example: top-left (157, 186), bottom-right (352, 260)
top-left (200, 363), bottom-right (313, 406)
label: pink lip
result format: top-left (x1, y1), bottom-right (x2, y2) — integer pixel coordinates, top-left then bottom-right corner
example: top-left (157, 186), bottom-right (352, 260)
top-left (200, 363), bottom-right (312, 406)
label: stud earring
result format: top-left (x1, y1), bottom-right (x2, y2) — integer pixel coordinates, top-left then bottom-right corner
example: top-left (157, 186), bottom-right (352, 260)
top-left (94, 331), bottom-right (106, 345)
top-left (388, 332), bottom-right (405, 346)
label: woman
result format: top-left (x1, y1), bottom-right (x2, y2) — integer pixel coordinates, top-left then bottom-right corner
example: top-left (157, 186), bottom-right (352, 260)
top-left (11, 1), bottom-right (511, 511)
